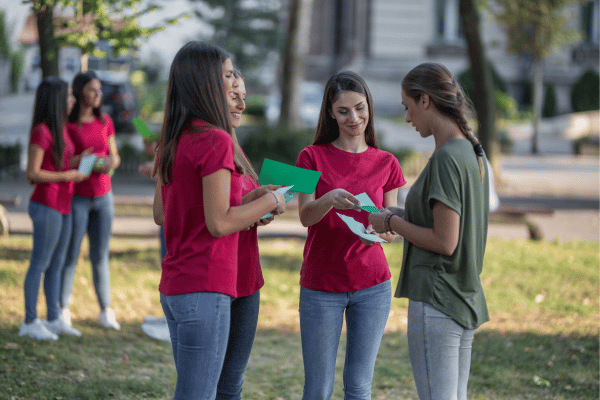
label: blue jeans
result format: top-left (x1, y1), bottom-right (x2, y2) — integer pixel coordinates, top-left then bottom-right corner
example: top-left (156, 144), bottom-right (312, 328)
top-left (24, 201), bottom-right (72, 322)
top-left (216, 291), bottom-right (260, 400)
top-left (60, 192), bottom-right (114, 309)
top-left (407, 300), bottom-right (476, 400)
top-left (161, 291), bottom-right (232, 400)
top-left (299, 280), bottom-right (391, 400)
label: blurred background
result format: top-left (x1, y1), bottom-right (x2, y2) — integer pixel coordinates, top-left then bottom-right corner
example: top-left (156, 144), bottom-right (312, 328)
top-left (0, 0), bottom-right (598, 180)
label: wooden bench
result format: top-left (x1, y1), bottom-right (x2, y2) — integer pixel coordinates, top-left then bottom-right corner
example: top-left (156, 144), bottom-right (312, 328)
top-left (490, 203), bottom-right (554, 241)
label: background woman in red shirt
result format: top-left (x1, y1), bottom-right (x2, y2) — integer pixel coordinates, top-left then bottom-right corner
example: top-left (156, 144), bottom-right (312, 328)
top-left (19, 77), bottom-right (89, 341)
top-left (59, 70), bottom-right (122, 332)
top-left (152, 41), bottom-right (285, 400)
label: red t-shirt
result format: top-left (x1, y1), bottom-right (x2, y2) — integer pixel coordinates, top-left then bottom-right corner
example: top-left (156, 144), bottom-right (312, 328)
top-left (237, 172), bottom-right (264, 297)
top-left (29, 123), bottom-right (75, 215)
top-left (159, 120), bottom-right (243, 297)
top-left (295, 144), bottom-right (406, 292)
top-left (67, 115), bottom-right (115, 198)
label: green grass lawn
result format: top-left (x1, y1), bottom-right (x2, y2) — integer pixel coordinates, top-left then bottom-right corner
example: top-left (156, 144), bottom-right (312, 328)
top-left (0, 236), bottom-right (597, 399)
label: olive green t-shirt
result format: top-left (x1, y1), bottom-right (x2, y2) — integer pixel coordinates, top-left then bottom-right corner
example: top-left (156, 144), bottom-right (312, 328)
top-left (395, 138), bottom-right (490, 329)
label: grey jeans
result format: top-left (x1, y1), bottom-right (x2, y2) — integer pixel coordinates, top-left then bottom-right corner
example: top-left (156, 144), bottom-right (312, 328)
top-left (407, 300), bottom-right (476, 400)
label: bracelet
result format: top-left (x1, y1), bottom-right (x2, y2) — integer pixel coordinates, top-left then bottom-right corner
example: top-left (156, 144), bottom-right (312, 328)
top-left (384, 212), bottom-right (395, 234)
top-left (269, 191), bottom-right (280, 215)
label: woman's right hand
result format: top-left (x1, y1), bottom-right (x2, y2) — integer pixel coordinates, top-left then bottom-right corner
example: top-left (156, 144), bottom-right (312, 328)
top-left (65, 169), bottom-right (90, 183)
top-left (328, 188), bottom-right (360, 210)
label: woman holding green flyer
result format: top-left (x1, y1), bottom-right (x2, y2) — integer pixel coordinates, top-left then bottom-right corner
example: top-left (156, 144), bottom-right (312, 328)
top-left (295, 71), bottom-right (406, 400)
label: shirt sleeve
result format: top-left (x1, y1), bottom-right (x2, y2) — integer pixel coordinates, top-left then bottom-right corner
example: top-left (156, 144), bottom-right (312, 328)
top-left (295, 147), bottom-right (314, 170)
top-left (103, 114), bottom-right (116, 137)
top-left (383, 154), bottom-right (406, 193)
top-left (29, 124), bottom-right (52, 151)
top-left (428, 152), bottom-right (462, 215)
top-left (198, 129), bottom-right (236, 178)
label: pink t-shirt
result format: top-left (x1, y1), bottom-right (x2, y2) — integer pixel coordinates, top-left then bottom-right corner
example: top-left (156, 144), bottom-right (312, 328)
top-left (159, 120), bottom-right (243, 297)
top-left (237, 172), bottom-right (264, 297)
top-left (29, 123), bottom-right (75, 215)
top-left (296, 144), bottom-right (406, 292)
top-left (67, 115), bottom-right (115, 198)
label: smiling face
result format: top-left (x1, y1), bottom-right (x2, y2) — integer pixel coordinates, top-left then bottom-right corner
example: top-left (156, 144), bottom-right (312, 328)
top-left (228, 78), bottom-right (246, 128)
top-left (329, 90), bottom-right (369, 139)
top-left (81, 78), bottom-right (102, 109)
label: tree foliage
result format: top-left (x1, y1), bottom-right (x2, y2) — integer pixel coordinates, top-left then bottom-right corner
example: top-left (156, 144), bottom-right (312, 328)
top-left (188, 0), bottom-right (282, 73)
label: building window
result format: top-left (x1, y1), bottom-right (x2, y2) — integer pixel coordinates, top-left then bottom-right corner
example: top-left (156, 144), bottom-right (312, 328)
top-left (434, 0), bottom-right (463, 42)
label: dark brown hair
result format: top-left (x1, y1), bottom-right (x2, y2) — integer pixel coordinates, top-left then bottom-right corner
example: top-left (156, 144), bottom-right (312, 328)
top-left (402, 62), bottom-right (485, 182)
top-left (231, 69), bottom-right (259, 181)
top-left (30, 77), bottom-right (69, 169)
top-left (313, 71), bottom-right (378, 148)
top-left (157, 41), bottom-right (249, 184)
top-left (69, 70), bottom-right (106, 126)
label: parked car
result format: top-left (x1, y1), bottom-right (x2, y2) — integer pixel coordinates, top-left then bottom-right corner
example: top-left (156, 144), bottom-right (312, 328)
top-left (265, 81), bottom-right (324, 128)
top-left (96, 70), bottom-right (136, 133)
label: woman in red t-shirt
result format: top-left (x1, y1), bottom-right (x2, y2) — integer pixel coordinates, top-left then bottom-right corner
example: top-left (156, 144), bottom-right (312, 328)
top-left (19, 78), bottom-right (90, 341)
top-left (60, 70), bottom-right (122, 332)
top-left (152, 41), bottom-right (286, 400)
top-left (295, 71), bottom-right (406, 399)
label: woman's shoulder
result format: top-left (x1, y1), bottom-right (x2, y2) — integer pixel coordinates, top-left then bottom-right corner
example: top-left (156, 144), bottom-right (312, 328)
top-left (184, 120), bottom-right (233, 146)
top-left (31, 122), bottom-right (51, 136)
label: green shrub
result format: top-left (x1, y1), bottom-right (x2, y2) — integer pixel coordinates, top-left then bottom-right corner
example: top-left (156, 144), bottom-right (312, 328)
top-left (542, 82), bottom-right (557, 118)
top-left (244, 95), bottom-right (266, 118)
top-left (494, 90), bottom-right (517, 119)
top-left (241, 124), bottom-right (313, 172)
top-left (458, 62), bottom-right (507, 102)
top-left (571, 69), bottom-right (600, 112)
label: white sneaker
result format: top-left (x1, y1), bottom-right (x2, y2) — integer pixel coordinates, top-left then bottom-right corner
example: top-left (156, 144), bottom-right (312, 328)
top-left (99, 308), bottom-right (121, 330)
top-left (43, 318), bottom-right (82, 337)
top-left (18, 318), bottom-right (58, 341)
top-left (60, 308), bottom-right (72, 327)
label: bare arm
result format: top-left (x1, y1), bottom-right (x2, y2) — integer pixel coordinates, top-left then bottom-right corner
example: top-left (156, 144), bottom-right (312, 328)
top-left (375, 188), bottom-right (399, 244)
top-left (297, 188), bottom-right (360, 227)
top-left (369, 200), bottom-right (460, 256)
top-left (203, 169), bottom-right (285, 237)
top-left (153, 178), bottom-right (164, 226)
top-left (26, 144), bottom-right (88, 184)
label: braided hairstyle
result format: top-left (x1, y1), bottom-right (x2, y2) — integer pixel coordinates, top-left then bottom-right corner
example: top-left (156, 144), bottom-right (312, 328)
top-left (402, 63), bottom-right (485, 183)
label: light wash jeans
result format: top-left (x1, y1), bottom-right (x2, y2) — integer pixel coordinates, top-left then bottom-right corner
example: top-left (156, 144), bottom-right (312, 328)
top-left (299, 280), bottom-right (392, 400)
top-left (407, 300), bottom-right (476, 400)
top-left (24, 201), bottom-right (72, 322)
top-left (160, 291), bottom-right (231, 400)
top-left (60, 192), bottom-right (114, 310)
top-left (216, 291), bottom-right (260, 400)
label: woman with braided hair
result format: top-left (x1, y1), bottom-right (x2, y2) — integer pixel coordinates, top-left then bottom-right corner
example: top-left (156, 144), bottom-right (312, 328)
top-left (369, 62), bottom-right (489, 400)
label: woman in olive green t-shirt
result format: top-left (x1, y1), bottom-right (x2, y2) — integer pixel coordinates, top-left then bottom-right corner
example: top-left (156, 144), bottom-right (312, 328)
top-left (369, 63), bottom-right (489, 400)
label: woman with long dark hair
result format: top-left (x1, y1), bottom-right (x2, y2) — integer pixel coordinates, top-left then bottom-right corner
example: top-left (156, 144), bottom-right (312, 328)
top-left (369, 63), bottom-right (490, 400)
top-left (152, 41), bottom-right (285, 399)
top-left (19, 77), bottom-right (89, 340)
top-left (295, 71), bottom-right (406, 399)
top-left (59, 70), bottom-right (121, 332)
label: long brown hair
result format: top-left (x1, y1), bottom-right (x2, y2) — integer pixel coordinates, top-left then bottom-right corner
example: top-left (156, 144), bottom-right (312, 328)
top-left (313, 71), bottom-right (378, 148)
top-left (156, 41), bottom-right (248, 184)
top-left (30, 77), bottom-right (69, 170)
top-left (402, 62), bottom-right (485, 183)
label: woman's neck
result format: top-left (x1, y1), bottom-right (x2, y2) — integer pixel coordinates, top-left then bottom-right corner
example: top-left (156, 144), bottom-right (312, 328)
top-left (79, 107), bottom-right (95, 123)
top-left (431, 114), bottom-right (465, 150)
top-left (331, 136), bottom-right (368, 153)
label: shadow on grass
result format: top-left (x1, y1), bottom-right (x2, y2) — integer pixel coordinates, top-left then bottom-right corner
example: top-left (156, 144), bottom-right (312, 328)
top-left (1, 326), bottom-right (597, 399)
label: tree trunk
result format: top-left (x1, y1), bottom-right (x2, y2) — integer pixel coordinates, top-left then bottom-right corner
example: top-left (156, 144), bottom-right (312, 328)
top-left (459, 0), bottom-right (496, 163)
top-left (531, 58), bottom-right (543, 154)
top-left (36, 0), bottom-right (59, 78)
top-left (279, 0), bottom-right (314, 130)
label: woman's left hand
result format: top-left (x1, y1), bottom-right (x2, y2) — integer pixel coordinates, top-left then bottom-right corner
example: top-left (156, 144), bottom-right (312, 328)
top-left (256, 215), bottom-right (275, 227)
top-left (368, 211), bottom-right (389, 234)
top-left (359, 224), bottom-right (377, 245)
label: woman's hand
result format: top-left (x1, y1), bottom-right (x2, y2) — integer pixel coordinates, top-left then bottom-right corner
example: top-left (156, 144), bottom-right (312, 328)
top-left (64, 169), bottom-right (90, 183)
top-left (359, 224), bottom-right (377, 245)
top-left (269, 191), bottom-right (287, 215)
top-left (257, 215), bottom-right (275, 226)
top-left (242, 184), bottom-right (282, 204)
top-left (328, 189), bottom-right (361, 210)
top-left (368, 211), bottom-right (390, 233)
